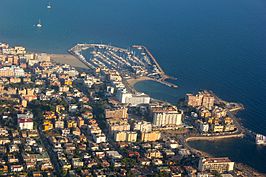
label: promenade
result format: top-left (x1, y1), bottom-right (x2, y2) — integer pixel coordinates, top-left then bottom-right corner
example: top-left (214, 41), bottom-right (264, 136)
top-left (185, 133), bottom-right (245, 142)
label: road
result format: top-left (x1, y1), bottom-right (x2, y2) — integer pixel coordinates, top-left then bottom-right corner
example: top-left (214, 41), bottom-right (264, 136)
top-left (37, 125), bottom-right (62, 175)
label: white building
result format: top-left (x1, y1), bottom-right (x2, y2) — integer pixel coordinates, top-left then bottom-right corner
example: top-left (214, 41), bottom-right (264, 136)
top-left (133, 121), bottom-right (152, 132)
top-left (17, 113), bottom-right (34, 130)
top-left (0, 66), bottom-right (25, 77)
top-left (14, 67), bottom-right (25, 77)
top-left (84, 75), bottom-right (101, 88)
top-left (106, 151), bottom-right (122, 159)
top-left (106, 85), bottom-right (115, 95)
top-left (117, 89), bottom-right (132, 103)
top-left (166, 140), bottom-right (180, 149)
top-left (18, 118), bottom-right (34, 130)
top-left (55, 120), bottom-right (65, 129)
top-left (117, 89), bottom-right (150, 106)
top-left (92, 133), bottom-right (107, 143)
top-left (200, 122), bottom-right (209, 133)
top-left (129, 93), bottom-right (151, 106)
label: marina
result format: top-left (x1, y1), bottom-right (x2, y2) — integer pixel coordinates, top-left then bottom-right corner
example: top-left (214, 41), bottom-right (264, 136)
top-left (68, 43), bottom-right (178, 88)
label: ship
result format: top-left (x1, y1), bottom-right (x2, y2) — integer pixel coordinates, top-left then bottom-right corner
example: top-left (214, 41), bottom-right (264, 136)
top-left (36, 19), bottom-right (42, 28)
top-left (47, 2), bottom-right (52, 9)
top-left (256, 134), bottom-right (266, 145)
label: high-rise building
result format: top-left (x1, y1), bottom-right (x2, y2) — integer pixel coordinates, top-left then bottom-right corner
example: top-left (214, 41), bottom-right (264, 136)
top-left (186, 91), bottom-right (215, 110)
top-left (117, 89), bottom-right (150, 106)
top-left (114, 131), bottom-right (127, 142)
top-left (114, 131), bottom-right (137, 142)
top-left (107, 119), bottom-right (130, 134)
top-left (126, 131), bottom-right (137, 142)
top-left (151, 105), bottom-right (183, 127)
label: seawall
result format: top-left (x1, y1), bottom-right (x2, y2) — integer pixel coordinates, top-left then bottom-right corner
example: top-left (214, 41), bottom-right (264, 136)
top-left (185, 133), bottom-right (245, 142)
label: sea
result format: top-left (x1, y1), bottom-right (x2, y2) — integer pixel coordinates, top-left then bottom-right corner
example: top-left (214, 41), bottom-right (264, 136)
top-left (0, 0), bottom-right (266, 173)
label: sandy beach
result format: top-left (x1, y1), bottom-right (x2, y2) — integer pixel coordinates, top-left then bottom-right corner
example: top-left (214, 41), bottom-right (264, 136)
top-left (126, 76), bottom-right (156, 87)
top-left (50, 54), bottom-right (89, 70)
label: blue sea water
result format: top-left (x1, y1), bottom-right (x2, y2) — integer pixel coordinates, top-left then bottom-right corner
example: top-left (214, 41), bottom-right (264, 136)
top-left (0, 0), bottom-right (266, 173)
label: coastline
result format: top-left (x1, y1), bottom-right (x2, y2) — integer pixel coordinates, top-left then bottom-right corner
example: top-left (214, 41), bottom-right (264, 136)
top-left (185, 133), bottom-right (245, 142)
top-left (126, 76), bottom-right (160, 87)
top-left (49, 54), bottom-right (89, 70)
top-left (126, 75), bottom-right (178, 88)
top-left (47, 51), bottom-right (264, 176)
top-left (185, 139), bottom-right (265, 177)
top-left (127, 77), bottom-right (264, 176)
top-left (48, 53), bottom-right (247, 141)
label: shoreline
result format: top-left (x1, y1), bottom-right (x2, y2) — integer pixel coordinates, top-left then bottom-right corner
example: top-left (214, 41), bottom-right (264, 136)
top-left (46, 51), bottom-right (264, 176)
top-left (126, 75), bottom-right (178, 89)
top-left (185, 133), bottom-right (245, 142)
top-left (186, 141), bottom-right (265, 176)
top-left (183, 136), bottom-right (265, 176)
top-left (126, 76), bottom-right (160, 87)
top-left (49, 53), bottom-right (90, 71)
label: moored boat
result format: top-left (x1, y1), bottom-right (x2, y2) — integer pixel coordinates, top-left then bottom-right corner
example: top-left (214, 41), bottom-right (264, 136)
top-left (256, 134), bottom-right (266, 145)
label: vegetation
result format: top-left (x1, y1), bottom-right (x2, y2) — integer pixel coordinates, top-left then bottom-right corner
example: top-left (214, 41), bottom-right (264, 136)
top-left (121, 158), bottom-right (137, 169)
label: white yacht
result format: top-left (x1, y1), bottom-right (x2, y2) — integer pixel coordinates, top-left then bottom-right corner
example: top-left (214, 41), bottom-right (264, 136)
top-left (47, 2), bottom-right (52, 9)
top-left (36, 19), bottom-right (42, 28)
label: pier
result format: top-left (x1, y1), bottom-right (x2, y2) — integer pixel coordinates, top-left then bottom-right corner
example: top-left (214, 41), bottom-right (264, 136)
top-left (132, 45), bottom-right (165, 75)
top-left (132, 45), bottom-right (178, 88)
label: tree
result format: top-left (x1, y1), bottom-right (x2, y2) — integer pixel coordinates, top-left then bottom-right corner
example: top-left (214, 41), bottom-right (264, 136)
top-left (121, 158), bottom-right (136, 169)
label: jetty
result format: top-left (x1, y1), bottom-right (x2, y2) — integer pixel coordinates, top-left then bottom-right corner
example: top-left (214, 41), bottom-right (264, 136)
top-left (132, 45), bottom-right (165, 75)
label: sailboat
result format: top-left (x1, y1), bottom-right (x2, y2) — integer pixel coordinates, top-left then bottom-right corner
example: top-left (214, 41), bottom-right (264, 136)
top-left (37, 19), bottom-right (42, 28)
top-left (47, 2), bottom-right (52, 9)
